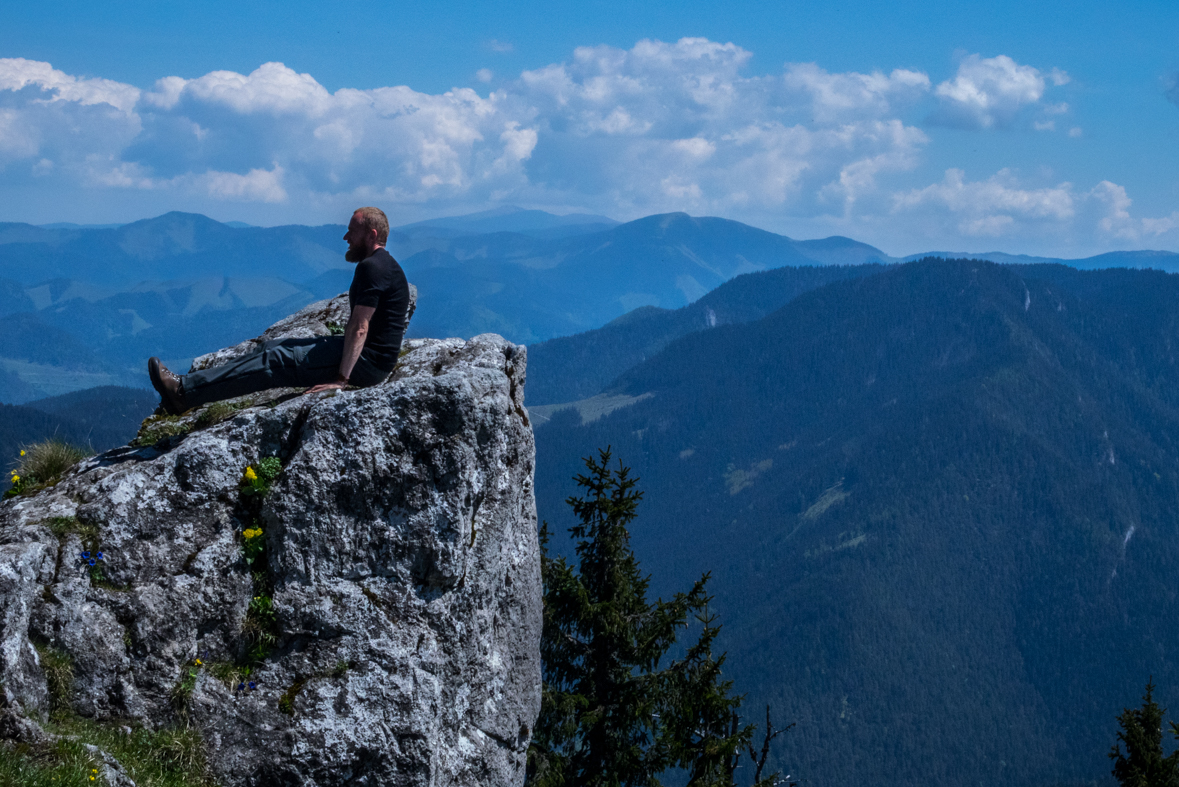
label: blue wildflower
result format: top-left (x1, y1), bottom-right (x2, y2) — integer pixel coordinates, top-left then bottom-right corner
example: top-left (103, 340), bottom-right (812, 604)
top-left (82, 551), bottom-right (90, 559)
top-left (237, 682), bottom-right (245, 691)
top-left (248, 681), bottom-right (257, 690)
top-left (96, 552), bottom-right (104, 561)
top-left (88, 559), bottom-right (96, 566)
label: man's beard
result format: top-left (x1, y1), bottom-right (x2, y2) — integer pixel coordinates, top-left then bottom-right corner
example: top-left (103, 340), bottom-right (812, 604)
top-left (345, 245), bottom-right (364, 262)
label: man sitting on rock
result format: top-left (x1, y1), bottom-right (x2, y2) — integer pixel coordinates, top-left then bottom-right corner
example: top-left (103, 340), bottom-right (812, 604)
top-left (147, 207), bottom-right (410, 415)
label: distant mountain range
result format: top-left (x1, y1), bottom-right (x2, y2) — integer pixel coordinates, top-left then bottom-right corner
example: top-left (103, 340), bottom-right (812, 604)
top-left (0, 207), bottom-right (1177, 403)
top-left (533, 259), bottom-right (1179, 786)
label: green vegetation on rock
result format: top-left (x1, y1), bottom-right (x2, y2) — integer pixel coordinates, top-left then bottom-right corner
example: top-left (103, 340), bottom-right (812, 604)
top-left (0, 714), bottom-right (216, 787)
top-left (133, 414), bottom-right (192, 447)
top-left (5, 439), bottom-right (94, 497)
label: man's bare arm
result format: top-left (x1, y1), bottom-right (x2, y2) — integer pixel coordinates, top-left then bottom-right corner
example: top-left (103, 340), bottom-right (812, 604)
top-left (305, 305), bottom-right (375, 394)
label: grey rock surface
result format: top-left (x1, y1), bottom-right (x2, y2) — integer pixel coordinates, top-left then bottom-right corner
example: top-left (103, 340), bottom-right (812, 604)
top-left (0, 317), bottom-right (540, 786)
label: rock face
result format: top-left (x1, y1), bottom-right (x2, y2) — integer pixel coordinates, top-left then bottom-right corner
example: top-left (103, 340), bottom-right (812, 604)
top-left (0, 304), bottom-right (540, 786)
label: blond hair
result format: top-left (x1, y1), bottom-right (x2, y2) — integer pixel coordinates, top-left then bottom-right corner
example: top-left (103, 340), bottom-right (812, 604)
top-left (353, 206), bottom-right (389, 244)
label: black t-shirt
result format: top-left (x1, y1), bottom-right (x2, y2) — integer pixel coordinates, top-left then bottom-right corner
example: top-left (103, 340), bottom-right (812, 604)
top-left (348, 248), bottom-right (409, 371)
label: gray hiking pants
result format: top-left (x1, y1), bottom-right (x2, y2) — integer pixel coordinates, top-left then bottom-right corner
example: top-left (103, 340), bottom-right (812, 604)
top-left (182, 336), bottom-right (390, 409)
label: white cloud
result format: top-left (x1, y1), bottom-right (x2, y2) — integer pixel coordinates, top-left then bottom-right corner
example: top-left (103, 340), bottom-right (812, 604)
top-left (0, 57), bottom-right (140, 112)
top-left (178, 62), bottom-right (332, 116)
top-left (508, 38), bottom-right (931, 218)
top-left (476, 68), bottom-right (494, 84)
top-left (0, 44), bottom-right (1170, 258)
top-left (201, 165), bottom-right (288, 202)
top-left (781, 63), bottom-right (930, 123)
top-left (931, 54), bottom-right (1063, 129)
top-left (893, 168), bottom-right (1074, 236)
top-left (0, 59), bottom-right (143, 171)
top-left (1092, 181), bottom-right (1179, 240)
top-left (488, 40), bottom-right (515, 53)
top-left (0, 44), bottom-right (932, 217)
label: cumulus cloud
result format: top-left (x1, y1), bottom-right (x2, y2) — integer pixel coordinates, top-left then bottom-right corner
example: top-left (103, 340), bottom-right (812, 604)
top-left (0, 57), bottom-right (140, 112)
top-left (781, 63), bottom-right (930, 123)
top-left (0, 43), bottom-right (1161, 256)
top-left (893, 168), bottom-right (1074, 236)
top-left (0, 58), bottom-right (538, 207)
top-left (511, 38), bottom-right (933, 217)
top-left (1092, 181), bottom-right (1179, 240)
top-left (931, 54), bottom-right (1066, 129)
top-left (0, 40), bottom-right (945, 223)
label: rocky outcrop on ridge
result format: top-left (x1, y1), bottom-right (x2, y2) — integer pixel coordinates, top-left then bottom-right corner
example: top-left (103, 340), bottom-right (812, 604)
top-left (0, 294), bottom-right (540, 786)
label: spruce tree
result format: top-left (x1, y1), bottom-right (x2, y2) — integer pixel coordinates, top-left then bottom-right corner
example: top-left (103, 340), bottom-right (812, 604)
top-left (527, 448), bottom-right (782, 787)
top-left (659, 603), bottom-right (756, 786)
top-left (1110, 680), bottom-right (1179, 787)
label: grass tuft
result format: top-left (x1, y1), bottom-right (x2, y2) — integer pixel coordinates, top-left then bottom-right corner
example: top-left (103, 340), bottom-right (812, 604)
top-left (169, 666), bottom-right (199, 716)
top-left (45, 515), bottom-right (99, 544)
top-left (133, 415), bottom-right (191, 448)
top-left (35, 643), bottom-right (74, 713)
top-left (6, 440), bottom-right (94, 497)
top-left (194, 401), bottom-right (246, 429)
top-left (6, 713), bottom-right (220, 787)
top-left (0, 736), bottom-right (101, 787)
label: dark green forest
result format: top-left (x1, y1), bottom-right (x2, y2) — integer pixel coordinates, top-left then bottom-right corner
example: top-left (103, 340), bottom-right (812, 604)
top-left (526, 264), bottom-right (884, 405)
top-left (533, 259), bottom-right (1179, 786)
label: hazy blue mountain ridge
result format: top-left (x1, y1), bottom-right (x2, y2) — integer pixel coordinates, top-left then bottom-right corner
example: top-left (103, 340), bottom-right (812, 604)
top-left (0, 207), bottom-right (1174, 406)
top-left (0, 212), bottom-right (351, 286)
top-left (902, 247), bottom-right (1179, 272)
top-left (400, 212), bottom-right (893, 343)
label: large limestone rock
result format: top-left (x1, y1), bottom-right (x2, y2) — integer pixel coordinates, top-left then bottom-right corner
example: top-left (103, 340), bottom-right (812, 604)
top-left (0, 317), bottom-right (540, 785)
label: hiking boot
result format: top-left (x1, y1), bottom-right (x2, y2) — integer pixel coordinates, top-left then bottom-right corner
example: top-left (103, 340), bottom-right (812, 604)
top-left (148, 357), bottom-right (188, 415)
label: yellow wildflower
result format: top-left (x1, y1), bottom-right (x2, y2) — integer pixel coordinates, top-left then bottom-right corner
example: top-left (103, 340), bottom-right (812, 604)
top-left (10, 475), bottom-right (18, 482)
top-left (19, 450), bottom-right (25, 456)
top-left (244, 466), bottom-right (258, 482)
top-left (195, 659), bottom-right (202, 666)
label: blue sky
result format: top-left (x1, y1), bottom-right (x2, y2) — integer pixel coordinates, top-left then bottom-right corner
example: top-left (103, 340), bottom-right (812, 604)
top-left (1, 0), bottom-right (1177, 257)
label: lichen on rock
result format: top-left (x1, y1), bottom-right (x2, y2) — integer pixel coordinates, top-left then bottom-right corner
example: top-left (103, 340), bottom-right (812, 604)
top-left (0, 298), bottom-right (540, 786)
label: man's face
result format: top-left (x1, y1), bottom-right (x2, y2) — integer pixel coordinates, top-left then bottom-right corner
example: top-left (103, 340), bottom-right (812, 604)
top-left (343, 213), bottom-right (371, 262)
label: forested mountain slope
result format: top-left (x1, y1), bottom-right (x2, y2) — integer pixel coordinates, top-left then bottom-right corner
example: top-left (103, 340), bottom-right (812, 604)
top-left (525, 263), bottom-right (884, 405)
top-left (534, 259), bottom-right (1179, 786)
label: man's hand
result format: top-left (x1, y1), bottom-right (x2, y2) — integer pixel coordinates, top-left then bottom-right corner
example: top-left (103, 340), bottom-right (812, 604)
top-left (305, 305), bottom-right (375, 396)
top-left (304, 380), bottom-right (348, 395)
